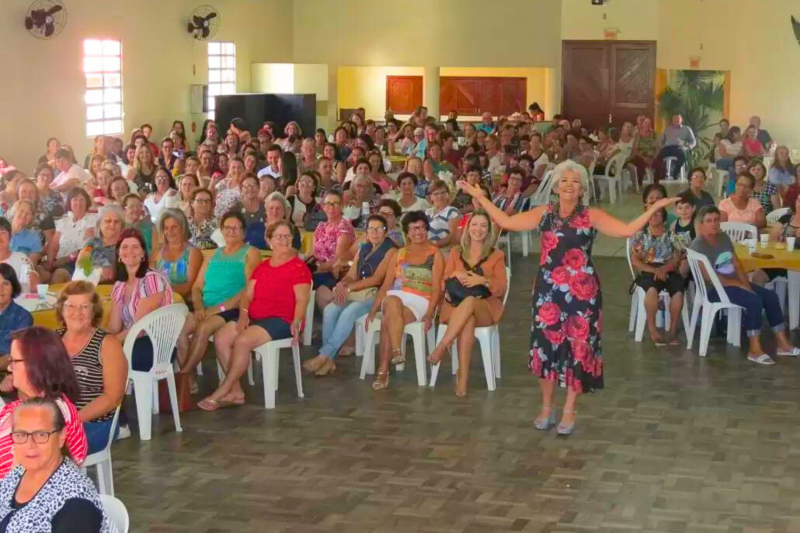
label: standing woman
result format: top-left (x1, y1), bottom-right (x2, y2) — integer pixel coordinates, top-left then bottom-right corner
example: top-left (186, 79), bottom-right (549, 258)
top-left (457, 161), bottom-right (677, 435)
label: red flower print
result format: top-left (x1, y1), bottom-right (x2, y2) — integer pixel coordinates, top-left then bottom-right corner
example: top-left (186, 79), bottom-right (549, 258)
top-left (550, 266), bottom-right (571, 286)
top-left (540, 231), bottom-right (559, 265)
top-left (563, 248), bottom-right (587, 271)
top-left (571, 340), bottom-right (591, 364)
top-left (530, 348), bottom-right (543, 375)
top-left (543, 328), bottom-right (566, 346)
top-left (566, 315), bottom-right (590, 341)
top-left (570, 210), bottom-right (592, 230)
top-left (536, 302), bottom-right (561, 327)
top-left (569, 272), bottom-right (599, 301)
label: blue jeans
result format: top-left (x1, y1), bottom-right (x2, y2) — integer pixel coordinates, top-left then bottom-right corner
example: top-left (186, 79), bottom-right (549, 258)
top-left (319, 299), bottom-right (373, 359)
top-left (709, 283), bottom-right (784, 338)
top-left (84, 419), bottom-right (119, 455)
top-left (715, 158), bottom-right (736, 196)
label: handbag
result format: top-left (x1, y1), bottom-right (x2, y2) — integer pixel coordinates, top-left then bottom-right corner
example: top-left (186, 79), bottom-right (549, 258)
top-left (158, 372), bottom-right (196, 413)
top-left (444, 255), bottom-right (492, 306)
top-left (346, 287), bottom-right (377, 302)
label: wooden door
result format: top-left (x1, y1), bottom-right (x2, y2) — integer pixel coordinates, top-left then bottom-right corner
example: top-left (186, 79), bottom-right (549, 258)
top-left (562, 41), bottom-right (656, 131)
top-left (440, 77), bottom-right (526, 117)
top-left (386, 76), bottom-right (423, 114)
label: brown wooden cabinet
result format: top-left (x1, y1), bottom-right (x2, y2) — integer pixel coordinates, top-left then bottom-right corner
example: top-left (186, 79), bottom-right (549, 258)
top-left (386, 76), bottom-right (423, 115)
top-left (562, 40), bottom-right (656, 131)
top-left (439, 77), bottom-right (526, 117)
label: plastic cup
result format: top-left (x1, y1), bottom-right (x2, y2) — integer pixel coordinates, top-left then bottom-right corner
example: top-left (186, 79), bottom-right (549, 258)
top-left (788, 237), bottom-right (796, 251)
top-left (37, 284), bottom-right (48, 300)
top-left (760, 234), bottom-right (769, 247)
top-left (747, 239), bottom-right (757, 254)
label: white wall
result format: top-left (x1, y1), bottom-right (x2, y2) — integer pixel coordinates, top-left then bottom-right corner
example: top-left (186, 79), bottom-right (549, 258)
top-left (0, 0), bottom-right (293, 170)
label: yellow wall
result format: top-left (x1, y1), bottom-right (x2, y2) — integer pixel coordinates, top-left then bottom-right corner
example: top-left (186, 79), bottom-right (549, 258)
top-left (337, 66), bottom-right (426, 121)
top-left (0, 0), bottom-right (293, 169)
top-left (561, 0), bottom-right (660, 41)
top-left (438, 68), bottom-right (551, 119)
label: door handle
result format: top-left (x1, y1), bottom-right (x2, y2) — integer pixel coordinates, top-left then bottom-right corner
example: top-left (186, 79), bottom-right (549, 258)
top-left (609, 114), bottom-right (613, 124)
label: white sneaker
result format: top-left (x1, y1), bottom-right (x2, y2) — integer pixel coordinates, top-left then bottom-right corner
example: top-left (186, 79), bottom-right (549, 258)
top-left (117, 424), bottom-right (131, 440)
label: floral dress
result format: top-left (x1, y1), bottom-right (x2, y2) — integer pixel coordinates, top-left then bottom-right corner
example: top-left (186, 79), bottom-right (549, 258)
top-left (529, 202), bottom-right (603, 393)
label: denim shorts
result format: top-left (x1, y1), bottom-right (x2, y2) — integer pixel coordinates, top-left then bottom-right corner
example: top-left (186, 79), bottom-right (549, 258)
top-left (250, 317), bottom-right (292, 340)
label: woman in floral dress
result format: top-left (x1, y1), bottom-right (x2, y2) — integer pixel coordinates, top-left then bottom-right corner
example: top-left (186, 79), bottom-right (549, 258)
top-left (458, 161), bottom-right (677, 436)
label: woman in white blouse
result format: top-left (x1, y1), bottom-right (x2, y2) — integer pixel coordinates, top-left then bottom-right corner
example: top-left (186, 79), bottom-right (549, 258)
top-left (143, 167), bottom-right (178, 223)
top-left (41, 188), bottom-right (97, 284)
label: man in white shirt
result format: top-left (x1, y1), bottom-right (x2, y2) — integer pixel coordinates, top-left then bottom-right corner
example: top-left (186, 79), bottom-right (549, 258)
top-left (257, 144), bottom-right (283, 179)
top-left (51, 149), bottom-right (91, 193)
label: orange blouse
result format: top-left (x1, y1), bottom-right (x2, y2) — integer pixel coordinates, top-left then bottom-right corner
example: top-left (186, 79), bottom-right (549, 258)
top-left (439, 247), bottom-right (507, 324)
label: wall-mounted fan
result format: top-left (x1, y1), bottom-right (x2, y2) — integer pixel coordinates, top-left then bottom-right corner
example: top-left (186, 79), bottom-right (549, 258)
top-left (24, 0), bottom-right (67, 40)
top-left (187, 5), bottom-right (219, 40)
top-left (792, 16), bottom-right (800, 44)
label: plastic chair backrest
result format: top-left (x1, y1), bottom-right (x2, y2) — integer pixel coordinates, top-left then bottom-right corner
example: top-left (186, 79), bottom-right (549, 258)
top-left (100, 494), bottom-right (129, 533)
top-left (720, 221), bottom-right (757, 244)
top-left (530, 170), bottom-right (554, 205)
top-left (686, 249), bottom-right (733, 306)
top-left (606, 152), bottom-right (628, 179)
top-left (625, 237), bottom-right (637, 280)
top-left (122, 304), bottom-right (188, 372)
top-left (501, 266), bottom-right (512, 306)
top-left (767, 207), bottom-right (790, 224)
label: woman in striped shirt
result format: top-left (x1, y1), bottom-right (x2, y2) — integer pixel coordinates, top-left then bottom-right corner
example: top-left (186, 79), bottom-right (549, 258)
top-left (0, 327), bottom-right (86, 477)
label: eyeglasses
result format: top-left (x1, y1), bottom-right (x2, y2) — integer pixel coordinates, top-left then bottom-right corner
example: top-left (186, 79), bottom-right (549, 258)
top-left (272, 233), bottom-right (293, 240)
top-left (324, 201), bottom-right (341, 207)
top-left (222, 225), bottom-right (242, 233)
top-left (378, 211), bottom-right (395, 218)
top-left (8, 358), bottom-right (24, 367)
top-left (63, 303), bottom-right (93, 313)
top-left (367, 226), bottom-right (386, 233)
top-left (408, 225), bottom-right (428, 233)
top-left (11, 430), bottom-right (60, 445)
top-left (194, 198), bottom-right (212, 204)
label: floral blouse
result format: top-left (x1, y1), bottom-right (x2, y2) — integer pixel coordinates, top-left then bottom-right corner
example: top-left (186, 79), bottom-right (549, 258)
top-left (630, 226), bottom-right (676, 265)
top-left (313, 217), bottom-right (355, 262)
top-left (751, 182), bottom-right (778, 214)
top-left (189, 216), bottom-right (219, 250)
top-left (39, 190), bottom-right (64, 217)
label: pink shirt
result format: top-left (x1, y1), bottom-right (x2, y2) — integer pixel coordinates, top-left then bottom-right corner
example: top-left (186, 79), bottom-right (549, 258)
top-left (313, 218), bottom-right (355, 262)
top-left (718, 197), bottom-right (763, 225)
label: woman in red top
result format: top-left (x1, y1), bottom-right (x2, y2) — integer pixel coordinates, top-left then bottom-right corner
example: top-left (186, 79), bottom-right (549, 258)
top-left (0, 327), bottom-right (87, 477)
top-left (199, 220), bottom-right (312, 411)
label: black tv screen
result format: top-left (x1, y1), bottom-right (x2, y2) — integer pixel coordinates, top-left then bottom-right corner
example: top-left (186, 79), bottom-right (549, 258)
top-left (214, 93), bottom-right (316, 137)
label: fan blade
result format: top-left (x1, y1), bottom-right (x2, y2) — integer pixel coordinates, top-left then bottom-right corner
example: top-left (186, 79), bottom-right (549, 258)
top-left (792, 16), bottom-right (800, 42)
top-left (30, 9), bottom-right (47, 24)
top-left (44, 22), bottom-right (54, 37)
top-left (45, 5), bottom-right (63, 16)
top-left (202, 26), bottom-right (210, 39)
top-left (25, 17), bottom-right (34, 30)
top-left (204, 12), bottom-right (217, 21)
top-left (192, 15), bottom-right (204, 28)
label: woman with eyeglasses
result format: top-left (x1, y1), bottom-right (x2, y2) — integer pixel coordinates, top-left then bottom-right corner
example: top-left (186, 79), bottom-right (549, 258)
top-left (150, 209), bottom-right (202, 303)
top-left (143, 167), bottom-right (178, 224)
top-left (718, 173), bottom-right (767, 228)
top-left (122, 193), bottom-right (155, 253)
top-left (74, 205), bottom-right (125, 284)
top-left (304, 214), bottom-right (398, 376)
top-left (42, 188), bottom-right (97, 284)
top-left (187, 188), bottom-right (218, 250)
top-left (425, 179), bottom-right (460, 249)
top-left (56, 281), bottom-right (128, 453)
top-left (201, 220), bottom-right (311, 410)
top-left (0, 328), bottom-right (87, 478)
top-left (287, 171), bottom-right (320, 227)
top-left (0, 397), bottom-right (114, 531)
top-left (178, 212), bottom-right (261, 388)
top-left (33, 164), bottom-right (64, 219)
top-left (377, 199), bottom-right (405, 247)
top-left (312, 191), bottom-right (356, 311)
top-left (366, 210), bottom-right (445, 390)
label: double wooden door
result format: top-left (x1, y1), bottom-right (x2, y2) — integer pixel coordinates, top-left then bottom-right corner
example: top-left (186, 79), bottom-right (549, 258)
top-left (562, 40), bottom-right (656, 131)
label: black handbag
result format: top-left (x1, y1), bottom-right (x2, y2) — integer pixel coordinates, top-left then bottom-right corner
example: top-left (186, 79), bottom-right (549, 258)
top-left (444, 256), bottom-right (491, 306)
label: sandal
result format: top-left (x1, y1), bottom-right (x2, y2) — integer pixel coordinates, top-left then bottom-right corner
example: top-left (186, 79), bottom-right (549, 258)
top-left (390, 348), bottom-right (405, 366)
top-left (315, 359), bottom-right (336, 377)
top-left (198, 395), bottom-right (245, 411)
top-left (777, 347), bottom-right (800, 357)
top-left (371, 371), bottom-right (389, 390)
top-left (427, 345), bottom-right (449, 366)
top-left (747, 353), bottom-right (776, 365)
top-left (338, 346), bottom-right (355, 357)
top-left (303, 357), bottom-right (326, 374)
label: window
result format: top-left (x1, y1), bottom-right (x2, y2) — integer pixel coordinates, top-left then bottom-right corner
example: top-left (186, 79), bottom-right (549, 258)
top-left (207, 42), bottom-right (236, 120)
top-left (83, 39), bottom-right (123, 137)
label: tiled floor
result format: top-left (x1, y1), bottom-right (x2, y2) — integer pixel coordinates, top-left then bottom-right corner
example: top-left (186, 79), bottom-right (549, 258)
top-left (111, 239), bottom-right (800, 532)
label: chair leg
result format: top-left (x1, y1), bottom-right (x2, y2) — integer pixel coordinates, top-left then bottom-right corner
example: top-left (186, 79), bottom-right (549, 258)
top-left (262, 349), bottom-right (277, 409)
top-left (628, 293), bottom-right (638, 333)
top-left (355, 325), bottom-right (364, 357)
top-left (292, 344), bottom-right (304, 398)
top-left (728, 308), bottom-right (742, 347)
top-left (196, 363), bottom-right (204, 376)
top-left (97, 458), bottom-right (114, 497)
top-left (95, 462), bottom-right (107, 496)
top-left (477, 332), bottom-right (496, 391)
top-left (359, 328), bottom-right (375, 379)
top-left (411, 329), bottom-right (427, 387)
top-left (634, 296), bottom-right (647, 342)
top-left (152, 385), bottom-right (159, 414)
top-left (272, 348), bottom-right (280, 391)
top-left (429, 326), bottom-right (446, 387)
top-left (522, 231), bottom-right (529, 257)
top-left (166, 373), bottom-right (182, 433)
top-left (247, 357), bottom-right (255, 386)
top-left (492, 328), bottom-right (501, 379)
top-left (698, 307), bottom-right (713, 357)
top-left (131, 376), bottom-right (153, 441)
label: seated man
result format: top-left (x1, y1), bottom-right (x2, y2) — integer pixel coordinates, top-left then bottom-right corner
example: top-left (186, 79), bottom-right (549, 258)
top-left (655, 114), bottom-right (696, 182)
top-left (690, 206), bottom-right (800, 365)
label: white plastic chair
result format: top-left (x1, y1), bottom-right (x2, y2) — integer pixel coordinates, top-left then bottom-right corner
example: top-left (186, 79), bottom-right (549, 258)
top-left (593, 152), bottom-right (627, 203)
top-left (100, 494), bottom-right (130, 533)
top-left (767, 207), bottom-right (790, 224)
top-left (664, 156), bottom-right (687, 182)
top-left (685, 249), bottom-right (744, 356)
top-left (123, 304), bottom-right (188, 441)
top-left (429, 267), bottom-right (511, 390)
top-left (626, 239), bottom-right (690, 341)
top-left (720, 221), bottom-right (757, 244)
top-left (82, 407), bottom-right (121, 496)
top-left (357, 313), bottom-right (436, 386)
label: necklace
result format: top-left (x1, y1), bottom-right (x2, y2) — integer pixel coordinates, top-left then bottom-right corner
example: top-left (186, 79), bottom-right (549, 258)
top-left (549, 201), bottom-right (582, 231)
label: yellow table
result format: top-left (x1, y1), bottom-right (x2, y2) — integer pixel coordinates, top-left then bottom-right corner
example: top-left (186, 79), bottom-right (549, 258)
top-left (734, 243), bottom-right (800, 272)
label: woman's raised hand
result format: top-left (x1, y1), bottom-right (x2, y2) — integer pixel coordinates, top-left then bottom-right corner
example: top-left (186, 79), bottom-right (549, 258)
top-left (653, 197), bottom-right (680, 210)
top-left (457, 181), bottom-right (485, 199)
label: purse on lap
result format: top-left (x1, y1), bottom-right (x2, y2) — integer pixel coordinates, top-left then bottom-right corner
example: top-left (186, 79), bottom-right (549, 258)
top-left (444, 255), bottom-right (491, 306)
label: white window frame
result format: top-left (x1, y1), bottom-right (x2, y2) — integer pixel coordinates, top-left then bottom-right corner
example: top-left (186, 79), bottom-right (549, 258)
top-left (83, 38), bottom-right (123, 137)
top-left (207, 41), bottom-right (236, 121)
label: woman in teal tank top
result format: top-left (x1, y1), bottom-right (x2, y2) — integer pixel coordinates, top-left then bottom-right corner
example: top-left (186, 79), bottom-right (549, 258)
top-left (176, 212), bottom-right (261, 391)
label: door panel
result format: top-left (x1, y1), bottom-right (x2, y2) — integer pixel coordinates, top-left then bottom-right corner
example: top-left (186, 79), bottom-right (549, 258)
top-left (610, 43), bottom-right (656, 127)
top-left (440, 77), bottom-right (526, 116)
top-left (386, 76), bottom-right (423, 114)
top-left (562, 42), bottom-right (610, 132)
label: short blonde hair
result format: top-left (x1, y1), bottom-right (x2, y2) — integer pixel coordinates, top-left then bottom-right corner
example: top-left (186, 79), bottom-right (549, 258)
top-left (551, 160), bottom-right (590, 194)
top-left (55, 281), bottom-right (103, 328)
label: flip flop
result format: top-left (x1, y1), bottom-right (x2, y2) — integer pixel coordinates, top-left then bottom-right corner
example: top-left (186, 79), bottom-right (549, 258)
top-left (198, 396), bottom-right (245, 411)
top-left (668, 337), bottom-right (681, 346)
top-left (747, 354), bottom-right (776, 365)
top-left (777, 347), bottom-right (800, 357)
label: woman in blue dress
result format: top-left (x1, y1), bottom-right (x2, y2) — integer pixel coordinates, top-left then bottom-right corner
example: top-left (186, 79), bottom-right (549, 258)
top-left (458, 161), bottom-right (677, 436)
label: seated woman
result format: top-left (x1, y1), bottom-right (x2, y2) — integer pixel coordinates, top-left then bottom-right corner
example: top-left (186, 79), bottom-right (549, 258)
top-left (304, 214), bottom-right (398, 376)
top-left (768, 145), bottom-right (794, 193)
top-left (75, 205), bottom-right (125, 284)
top-left (367, 150), bottom-right (395, 192)
top-left (742, 125), bottom-right (766, 158)
top-left (344, 173), bottom-right (381, 228)
top-left (143, 166), bottom-right (178, 224)
top-left (178, 212), bottom-right (260, 382)
top-left (718, 173), bottom-right (767, 229)
top-left (287, 171), bottom-right (320, 227)
top-left (34, 164), bottom-right (64, 219)
top-left (15, 178), bottom-right (55, 247)
top-left (0, 328), bottom-right (87, 478)
top-left (425, 179), bottom-right (460, 249)
top-left (0, 397), bottom-right (113, 530)
top-left (187, 188), bottom-right (218, 250)
top-left (56, 281), bottom-right (128, 454)
top-left (748, 160), bottom-right (780, 215)
top-left (427, 210), bottom-right (507, 397)
top-left (691, 206), bottom-right (800, 364)
top-left (150, 209), bottom-right (202, 304)
top-left (246, 192), bottom-right (302, 251)
top-left (174, 173), bottom-right (200, 217)
top-left (630, 208), bottom-right (685, 346)
top-left (492, 167), bottom-right (529, 216)
top-left (107, 176), bottom-right (131, 206)
top-left (393, 172), bottom-right (430, 213)
top-left (108, 228), bottom-right (173, 373)
top-left (377, 199), bottom-right (404, 247)
top-left (365, 211), bottom-right (444, 390)
top-left (9, 201), bottom-right (43, 265)
top-left (423, 142), bottom-right (457, 184)
top-left (122, 193), bottom-right (155, 252)
top-left (43, 188), bottom-right (96, 284)
top-left (452, 165), bottom-right (482, 214)
top-left (240, 174), bottom-right (265, 240)
top-left (0, 265), bottom-right (33, 373)
top-left (312, 191), bottom-right (356, 310)
top-left (201, 220), bottom-right (312, 410)
top-left (679, 168), bottom-right (715, 210)
top-left (0, 218), bottom-right (38, 290)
